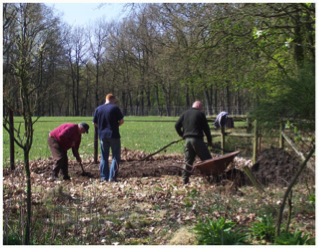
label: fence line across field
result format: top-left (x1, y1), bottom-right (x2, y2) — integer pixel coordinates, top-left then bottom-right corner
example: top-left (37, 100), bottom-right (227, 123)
top-left (7, 115), bottom-right (310, 173)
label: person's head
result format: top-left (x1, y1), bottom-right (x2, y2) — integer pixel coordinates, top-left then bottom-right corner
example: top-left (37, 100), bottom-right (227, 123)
top-left (105, 93), bottom-right (116, 104)
top-left (192, 101), bottom-right (203, 110)
top-left (78, 123), bottom-right (89, 134)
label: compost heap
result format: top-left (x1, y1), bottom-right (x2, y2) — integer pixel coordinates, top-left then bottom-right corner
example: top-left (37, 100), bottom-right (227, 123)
top-left (251, 147), bottom-right (314, 186)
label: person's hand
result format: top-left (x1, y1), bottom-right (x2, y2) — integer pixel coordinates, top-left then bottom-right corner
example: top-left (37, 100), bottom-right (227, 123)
top-left (207, 141), bottom-right (213, 147)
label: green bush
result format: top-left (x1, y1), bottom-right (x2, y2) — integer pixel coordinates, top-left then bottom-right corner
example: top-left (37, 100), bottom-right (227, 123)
top-left (309, 194), bottom-right (315, 205)
top-left (3, 233), bottom-right (21, 245)
top-left (194, 217), bottom-right (249, 245)
top-left (273, 230), bottom-right (315, 245)
top-left (249, 215), bottom-right (276, 242)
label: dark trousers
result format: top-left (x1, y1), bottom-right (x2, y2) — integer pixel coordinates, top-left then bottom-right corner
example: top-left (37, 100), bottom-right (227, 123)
top-left (47, 136), bottom-right (69, 177)
top-left (183, 137), bottom-right (212, 182)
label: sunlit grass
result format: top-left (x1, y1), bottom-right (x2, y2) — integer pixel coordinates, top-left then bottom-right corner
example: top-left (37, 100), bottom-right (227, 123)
top-left (3, 116), bottom-right (182, 167)
top-left (3, 116), bottom-right (249, 167)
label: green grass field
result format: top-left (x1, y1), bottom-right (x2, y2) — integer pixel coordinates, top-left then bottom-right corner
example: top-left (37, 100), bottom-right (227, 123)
top-left (3, 116), bottom-right (250, 167)
top-left (3, 116), bottom-right (183, 166)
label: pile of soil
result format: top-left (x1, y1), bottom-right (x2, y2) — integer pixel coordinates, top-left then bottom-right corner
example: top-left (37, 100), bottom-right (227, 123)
top-left (251, 147), bottom-right (314, 186)
top-left (118, 160), bottom-right (182, 179)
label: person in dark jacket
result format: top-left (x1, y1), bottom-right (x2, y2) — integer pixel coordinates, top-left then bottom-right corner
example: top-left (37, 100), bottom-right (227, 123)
top-left (93, 94), bottom-right (124, 182)
top-left (48, 123), bottom-right (89, 181)
top-left (175, 101), bottom-right (213, 184)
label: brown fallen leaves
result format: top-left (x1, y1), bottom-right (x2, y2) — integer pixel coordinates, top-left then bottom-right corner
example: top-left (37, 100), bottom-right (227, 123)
top-left (2, 152), bottom-right (315, 245)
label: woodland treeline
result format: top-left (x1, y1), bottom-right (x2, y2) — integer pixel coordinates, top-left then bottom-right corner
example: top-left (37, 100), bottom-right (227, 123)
top-left (3, 3), bottom-right (316, 117)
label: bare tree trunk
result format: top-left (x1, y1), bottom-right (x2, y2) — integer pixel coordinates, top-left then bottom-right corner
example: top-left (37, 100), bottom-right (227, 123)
top-left (72, 78), bottom-right (76, 116)
top-left (140, 90), bottom-right (144, 116)
top-left (146, 87), bottom-right (151, 115)
top-left (203, 88), bottom-right (211, 115)
top-left (237, 88), bottom-right (241, 115)
top-left (95, 62), bottom-right (99, 108)
top-left (185, 84), bottom-right (190, 109)
top-left (9, 108), bottom-right (15, 170)
top-left (24, 149), bottom-right (31, 245)
top-left (226, 85), bottom-right (231, 113)
top-left (76, 65), bottom-right (80, 116)
top-left (275, 146), bottom-right (315, 236)
top-left (154, 84), bottom-right (160, 114)
top-left (121, 90), bottom-right (127, 115)
top-left (213, 86), bottom-right (217, 114)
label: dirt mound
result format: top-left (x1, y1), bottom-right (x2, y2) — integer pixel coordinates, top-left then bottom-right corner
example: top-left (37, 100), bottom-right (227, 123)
top-left (251, 147), bottom-right (314, 186)
top-left (118, 160), bottom-right (182, 179)
top-left (115, 147), bottom-right (184, 179)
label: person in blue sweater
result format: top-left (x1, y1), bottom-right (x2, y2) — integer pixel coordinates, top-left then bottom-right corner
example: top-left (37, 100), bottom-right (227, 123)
top-left (93, 94), bottom-right (124, 182)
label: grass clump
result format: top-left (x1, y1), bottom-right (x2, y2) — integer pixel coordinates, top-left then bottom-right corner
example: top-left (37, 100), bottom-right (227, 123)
top-left (273, 230), bottom-right (315, 245)
top-left (194, 217), bottom-right (249, 245)
top-left (249, 215), bottom-right (276, 242)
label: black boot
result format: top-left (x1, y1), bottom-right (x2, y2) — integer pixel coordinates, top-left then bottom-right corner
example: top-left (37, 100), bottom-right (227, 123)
top-left (182, 177), bottom-right (189, 184)
top-left (63, 175), bottom-right (71, 181)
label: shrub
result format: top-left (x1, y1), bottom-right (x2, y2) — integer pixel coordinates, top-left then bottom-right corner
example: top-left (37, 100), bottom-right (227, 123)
top-left (249, 215), bottom-right (276, 242)
top-left (273, 230), bottom-right (315, 245)
top-left (309, 194), bottom-right (315, 205)
top-left (3, 233), bottom-right (21, 245)
top-left (194, 217), bottom-right (249, 245)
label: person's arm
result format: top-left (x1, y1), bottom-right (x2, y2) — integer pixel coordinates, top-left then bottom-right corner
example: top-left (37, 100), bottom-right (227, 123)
top-left (175, 115), bottom-right (184, 137)
top-left (116, 107), bottom-right (124, 126)
top-left (202, 114), bottom-right (212, 144)
top-left (93, 108), bottom-right (98, 128)
top-left (72, 139), bottom-right (81, 162)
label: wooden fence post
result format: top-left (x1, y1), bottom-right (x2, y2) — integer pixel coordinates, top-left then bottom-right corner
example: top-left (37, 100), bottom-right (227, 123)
top-left (253, 120), bottom-right (258, 164)
top-left (246, 117), bottom-right (251, 133)
top-left (221, 126), bottom-right (225, 155)
top-left (94, 126), bottom-right (98, 164)
top-left (9, 108), bottom-right (15, 170)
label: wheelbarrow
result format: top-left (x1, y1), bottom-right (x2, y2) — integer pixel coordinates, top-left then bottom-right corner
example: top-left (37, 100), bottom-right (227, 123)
top-left (170, 151), bottom-right (240, 177)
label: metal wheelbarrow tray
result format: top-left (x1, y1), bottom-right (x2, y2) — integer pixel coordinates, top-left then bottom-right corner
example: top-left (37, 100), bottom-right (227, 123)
top-left (171, 151), bottom-right (240, 177)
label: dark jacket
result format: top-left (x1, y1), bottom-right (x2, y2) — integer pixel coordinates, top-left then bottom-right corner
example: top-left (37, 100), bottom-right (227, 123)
top-left (175, 108), bottom-right (212, 143)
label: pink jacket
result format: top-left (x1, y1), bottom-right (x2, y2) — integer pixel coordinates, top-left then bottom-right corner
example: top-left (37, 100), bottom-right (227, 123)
top-left (50, 123), bottom-right (81, 158)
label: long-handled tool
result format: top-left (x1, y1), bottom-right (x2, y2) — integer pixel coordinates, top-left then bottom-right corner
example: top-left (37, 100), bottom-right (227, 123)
top-left (205, 143), bottom-right (235, 153)
top-left (79, 162), bottom-right (90, 176)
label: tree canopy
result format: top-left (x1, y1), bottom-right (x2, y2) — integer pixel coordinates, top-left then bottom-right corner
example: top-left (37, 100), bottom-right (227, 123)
top-left (3, 3), bottom-right (315, 118)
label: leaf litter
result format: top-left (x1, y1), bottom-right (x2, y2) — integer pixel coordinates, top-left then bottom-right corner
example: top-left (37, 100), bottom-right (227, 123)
top-left (3, 148), bottom-right (315, 245)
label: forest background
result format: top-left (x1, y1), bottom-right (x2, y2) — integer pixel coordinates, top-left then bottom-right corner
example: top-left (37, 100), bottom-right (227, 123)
top-left (3, 3), bottom-right (316, 118)
top-left (2, 3), bottom-right (316, 245)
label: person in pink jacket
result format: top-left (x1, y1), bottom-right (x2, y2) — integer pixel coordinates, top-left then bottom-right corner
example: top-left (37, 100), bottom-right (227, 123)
top-left (47, 123), bottom-right (89, 181)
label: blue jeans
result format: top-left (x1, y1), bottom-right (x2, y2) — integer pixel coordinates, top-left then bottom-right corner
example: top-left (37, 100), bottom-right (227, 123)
top-left (100, 138), bottom-right (121, 181)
